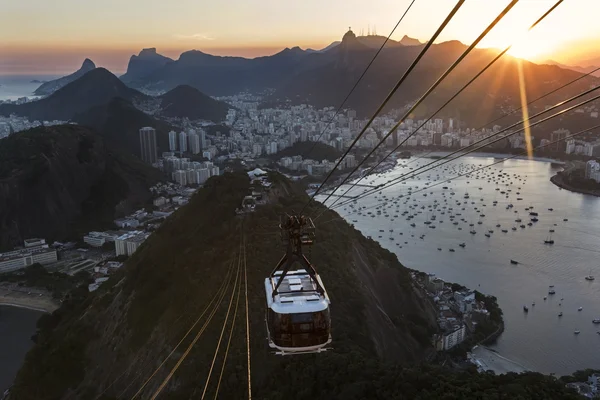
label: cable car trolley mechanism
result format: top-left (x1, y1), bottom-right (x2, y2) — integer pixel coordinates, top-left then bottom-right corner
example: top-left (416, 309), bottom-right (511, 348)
top-left (264, 213), bottom-right (332, 355)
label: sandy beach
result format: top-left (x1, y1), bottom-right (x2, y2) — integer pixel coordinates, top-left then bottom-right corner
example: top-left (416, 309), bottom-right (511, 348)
top-left (469, 346), bottom-right (529, 374)
top-left (0, 288), bottom-right (59, 313)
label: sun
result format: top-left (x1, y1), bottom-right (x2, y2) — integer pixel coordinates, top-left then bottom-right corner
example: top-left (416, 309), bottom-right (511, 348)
top-left (506, 35), bottom-right (557, 61)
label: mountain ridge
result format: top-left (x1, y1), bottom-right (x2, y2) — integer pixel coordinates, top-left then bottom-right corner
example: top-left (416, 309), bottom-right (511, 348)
top-left (33, 59), bottom-right (96, 96)
top-left (0, 68), bottom-right (146, 121)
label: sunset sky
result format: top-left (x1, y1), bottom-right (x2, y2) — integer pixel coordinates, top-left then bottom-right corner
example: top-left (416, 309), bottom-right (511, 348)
top-left (1, 0), bottom-right (600, 75)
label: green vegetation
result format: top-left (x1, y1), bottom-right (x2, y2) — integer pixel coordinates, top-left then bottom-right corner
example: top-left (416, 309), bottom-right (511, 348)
top-left (561, 369), bottom-right (600, 383)
top-left (561, 167), bottom-right (600, 192)
top-left (0, 125), bottom-right (162, 249)
top-left (0, 263), bottom-right (90, 299)
top-left (7, 172), bottom-right (586, 400)
top-left (272, 141), bottom-right (342, 161)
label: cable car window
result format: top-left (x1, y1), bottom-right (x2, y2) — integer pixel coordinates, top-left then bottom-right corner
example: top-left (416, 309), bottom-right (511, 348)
top-left (291, 313), bottom-right (313, 324)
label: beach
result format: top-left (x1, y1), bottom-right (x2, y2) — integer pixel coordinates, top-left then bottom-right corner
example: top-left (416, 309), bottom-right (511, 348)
top-left (0, 288), bottom-right (59, 313)
top-left (469, 346), bottom-right (529, 374)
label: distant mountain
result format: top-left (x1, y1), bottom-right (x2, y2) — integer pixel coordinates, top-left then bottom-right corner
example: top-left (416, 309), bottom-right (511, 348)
top-left (0, 68), bottom-right (146, 121)
top-left (122, 45), bottom-right (317, 95)
top-left (542, 59), bottom-right (600, 77)
top-left (74, 97), bottom-right (173, 158)
top-left (120, 48), bottom-right (174, 84)
top-left (399, 35), bottom-right (422, 46)
top-left (357, 35), bottom-right (402, 49)
top-left (271, 31), bottom-right (600, 126)
top-left (157, 85), bottom-right (230, 122)
top-left (306, 41), bottom-right (341, 53)
top-left (33, 59), bottom-right (96, 96)
top-left (0, 125), bottom-right (161, 249)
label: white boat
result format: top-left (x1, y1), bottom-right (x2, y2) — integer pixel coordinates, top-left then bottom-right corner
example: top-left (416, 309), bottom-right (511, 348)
top-left (574, 330), bottom-right (581, 335)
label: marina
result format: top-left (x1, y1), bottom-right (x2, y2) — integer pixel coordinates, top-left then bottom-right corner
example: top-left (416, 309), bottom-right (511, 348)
top-left (323, 154), bottom-right (600, 375)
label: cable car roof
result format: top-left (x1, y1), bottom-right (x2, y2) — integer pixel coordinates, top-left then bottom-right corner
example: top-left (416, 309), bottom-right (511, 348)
top-left (265, 269), bottom-right (330, 314)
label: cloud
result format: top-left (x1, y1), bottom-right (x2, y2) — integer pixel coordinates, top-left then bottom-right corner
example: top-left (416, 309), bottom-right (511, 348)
top-left (173, 33), bottom-right (215, 41)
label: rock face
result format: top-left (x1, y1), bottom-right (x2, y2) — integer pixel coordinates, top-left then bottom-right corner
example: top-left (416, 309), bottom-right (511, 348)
top-left (0, 125), bottom-right (161, 249)
top-left (33, 59), bottom-right (96, 96)
top-left (0, 68), bottom-right (146, 121)
top-left (120, 48), bottom-right (174, 84)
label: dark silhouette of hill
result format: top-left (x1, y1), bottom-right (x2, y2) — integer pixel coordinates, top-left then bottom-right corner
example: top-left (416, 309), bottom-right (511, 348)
top-left (123, 29), bottom-right (599, 126)
top-left (399, 34), bottom-right (423, 46)
top-left (123, 45), bottom-right (318, 95)
top-left (0, 68), bottom-right (146, 121)
top-left (157, 85), bottom-right (230, 122)
top-left (271, 32), bottom-right (600, 126)
top-left (0, 125), bottom-right (161, 249)
top-left (73, 97), bottom-right (173, 158)
top-left (272, 141), bottom-right (341, 161)
top-left (33, 59), bottom-right (97, 96)
top-left (357, 35), bottom-right (402, 49)
top-left (8, 172), bottom-right (584, 400)
top-left (120, 48), bottom-right (174, 84)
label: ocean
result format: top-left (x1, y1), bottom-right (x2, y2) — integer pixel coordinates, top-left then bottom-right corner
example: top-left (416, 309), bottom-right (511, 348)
top-left (0, 75), bottom-right (60, 101)
top-left (0, 306), bottom-right (43, 393)
top-left (323, 154), bottom-right (600, 375)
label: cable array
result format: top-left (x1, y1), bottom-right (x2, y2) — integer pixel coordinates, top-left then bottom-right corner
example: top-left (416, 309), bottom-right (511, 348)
top-left (302, 0), bottom-right (417, 160)
top-left (327, 86), bottom-right (600, 211)
top-left (318, 0), bottom-right (521, 208)
top-left (332, 123), bottom-right (600, 218)
top-left (302, 0), bottom-right (467, 213)
top-left (326, 1), bottom-right (568, 210)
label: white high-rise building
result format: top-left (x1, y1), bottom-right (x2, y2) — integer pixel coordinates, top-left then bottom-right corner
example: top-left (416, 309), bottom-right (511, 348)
top-left (189, 132), bottom-right (201, 154)
top-left (200, 130), bottom-right (207, 149)
top-left (168, 130), bottom-right (177, 151)
top-left (139, 127), bottom-right (157, 164)
top-left (179, 131), bottom-right (188, 153)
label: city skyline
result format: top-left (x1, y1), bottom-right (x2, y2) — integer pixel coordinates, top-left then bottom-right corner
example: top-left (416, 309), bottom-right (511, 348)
top-left (2, 0), bottom-right (600, 75)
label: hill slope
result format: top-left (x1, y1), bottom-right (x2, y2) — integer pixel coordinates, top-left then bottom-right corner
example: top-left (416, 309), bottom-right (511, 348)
top-left (0, 125), bottom-right (161, 249)
top-left (0, 68), bottom-right (146, 121)
top-left (9, 172), bottom-right (440, 399)
top-left (157, 85), bottom-right (230, 122)
top-left (73, 97), bottom-right (174, 158)
top-left (33, 59), bottom-right (97, 96)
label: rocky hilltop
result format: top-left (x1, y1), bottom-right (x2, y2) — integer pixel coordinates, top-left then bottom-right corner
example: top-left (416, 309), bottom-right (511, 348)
top-left (33, 59), bottom-right (96, 96)
top-left (120, 48), bottom-right (174, 84)
top-left (0, 68), bottom-right (146, 122)
top-left (8, 172), bottom-right (581, 399)
top-left (0, 125), bottom-right (161, 249)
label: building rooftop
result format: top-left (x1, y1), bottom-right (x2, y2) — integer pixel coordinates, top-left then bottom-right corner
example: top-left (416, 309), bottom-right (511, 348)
top-left (0, 244), bottom-right (55, 262)
top-left (265, 269), bottom-right (330, 314)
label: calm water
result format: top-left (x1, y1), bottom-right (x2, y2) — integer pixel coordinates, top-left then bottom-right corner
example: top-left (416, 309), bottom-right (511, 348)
top-left (0, 75), bottom-right (58, 101)
top-left (0, 306), bottom-right (42, 393)
top-left (324, 155), bottom-right (600, 375)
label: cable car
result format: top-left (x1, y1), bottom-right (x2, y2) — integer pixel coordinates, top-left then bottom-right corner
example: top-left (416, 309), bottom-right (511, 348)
top-left (265, 214), bottom-right (332, 355)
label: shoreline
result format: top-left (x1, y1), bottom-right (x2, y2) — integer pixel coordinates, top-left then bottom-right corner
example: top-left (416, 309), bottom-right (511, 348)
top-left (0, 302), bottom-right (52, 313)
top-left (416, 151), bottom-right (565, 164)
top-left (550, 173), bottom-right (600, 198)
top-left (0, 290), bottom-right (59, 313)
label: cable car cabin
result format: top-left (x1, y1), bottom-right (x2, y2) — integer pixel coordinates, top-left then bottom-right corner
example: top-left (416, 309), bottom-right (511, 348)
top-left (265, 269), bottom-right (331, 355)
